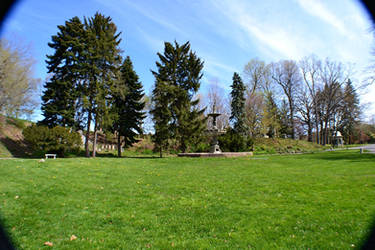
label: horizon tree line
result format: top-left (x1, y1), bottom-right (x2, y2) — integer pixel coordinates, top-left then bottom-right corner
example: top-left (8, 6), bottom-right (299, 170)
top-left (2, 12), bottom-right (371, 157)
top-left (208, 56), bottom-right (362, 146)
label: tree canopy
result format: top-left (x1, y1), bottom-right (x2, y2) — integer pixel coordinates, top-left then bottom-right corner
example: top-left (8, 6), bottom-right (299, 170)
top-left (151, 41), bottom-right (206, 156)
top-left (0, 39), bottom-right (40, 118)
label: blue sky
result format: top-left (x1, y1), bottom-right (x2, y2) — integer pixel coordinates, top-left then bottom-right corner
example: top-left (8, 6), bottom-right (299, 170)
top-left (1, 0), bottom-right (374, 120)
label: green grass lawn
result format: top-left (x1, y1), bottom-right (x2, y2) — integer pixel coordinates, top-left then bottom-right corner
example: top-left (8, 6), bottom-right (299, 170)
top-left (1, 151), bottom-right (375, 249)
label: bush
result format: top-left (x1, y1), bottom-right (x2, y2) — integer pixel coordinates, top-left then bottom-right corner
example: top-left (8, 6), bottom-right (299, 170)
top-left (190, 142), bottom-right (210, 153)
top-left (218, 128), bottom-right (254, 152)
top-left (6, 117), bottom-right (26, 129)
top-left (23, 125), bottom-right (82, 157)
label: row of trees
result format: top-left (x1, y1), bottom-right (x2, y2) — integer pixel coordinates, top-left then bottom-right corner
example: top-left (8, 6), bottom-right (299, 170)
top-left (10, 12), bottom-right (367, 157)
top-left (207, 57), bottom-right (362, 146)
top-left (39, 13), bottom-right (145, 157)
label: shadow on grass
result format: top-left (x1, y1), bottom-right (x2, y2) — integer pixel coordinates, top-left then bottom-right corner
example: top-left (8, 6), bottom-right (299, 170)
top-left (0, 137), bottom-right (30, 158)
top-left (312, 151), bottom-right (375, 163)
top-left (94, 152), bottom-right (162, 159)
top-left (361, 217), bottom-right (375, 249)
top-left (0, 215), bottom-right (16, 250)
top-left (122, 156), bottom-right (162, 159)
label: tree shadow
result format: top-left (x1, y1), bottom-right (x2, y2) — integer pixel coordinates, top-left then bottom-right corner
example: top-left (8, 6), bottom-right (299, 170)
top-left (122, 156), bottom-right (162, 159)
top-left (0, 137), bottom-right (31, 158)
top-left (94, 152), bottom-right (162, 159)
top-left (312, 151), bottom-right (375, 163)
top-left (0, 215), bottom-right (16, 250)
top-left (361, 217), bottom-right (375, 249)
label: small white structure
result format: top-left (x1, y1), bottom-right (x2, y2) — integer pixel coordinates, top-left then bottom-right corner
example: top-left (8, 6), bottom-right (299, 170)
top-left (332, 130), bottom-right (344, 147)
top-left (45, 154), bottom-right (57, 159)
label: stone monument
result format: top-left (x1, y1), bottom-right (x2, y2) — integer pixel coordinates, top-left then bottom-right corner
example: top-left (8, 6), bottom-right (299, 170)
top-left (177, 104), bottom-right (253, 157)
top-left (207, 105), bottom-right (223, 153)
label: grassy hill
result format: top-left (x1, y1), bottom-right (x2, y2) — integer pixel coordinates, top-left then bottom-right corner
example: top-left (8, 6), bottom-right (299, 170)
top-left (253, 138), bottom-right (325, 155)
top-left (0, 115), bottom-right (32, 157)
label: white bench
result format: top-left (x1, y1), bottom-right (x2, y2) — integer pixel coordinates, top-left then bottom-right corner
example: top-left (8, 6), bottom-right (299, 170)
top-left (45, 154), bottom-right (57, 159)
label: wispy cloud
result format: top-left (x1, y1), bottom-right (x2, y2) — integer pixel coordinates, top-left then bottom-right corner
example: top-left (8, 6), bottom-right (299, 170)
top-left (296, 0), bottom-right (351, 38)
top-left (209, 0), bottom-right (314, 60)
top-left (95, 0), bottom-right (184, 35)
top-left (121, 0), bottom-right (183, 35)
top-left (135, 26), bottom-right (165, 53)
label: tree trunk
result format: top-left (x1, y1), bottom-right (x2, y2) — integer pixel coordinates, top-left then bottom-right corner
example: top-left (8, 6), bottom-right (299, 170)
top-left (117, 133), bottom-right (122, 157)
top-left (323, 119), bottom-right (329, 145)
top-left (290, 106), bottom-right (295, 139)
top-left (307, 122), bottom-right (312, 142)
top-left (92, 118), bottom-right (98, 157)
top-left (321, 130), bottom-right (324, 145)
top-left (313, 106), bottom-right (320, 144)
top-left (159, 146), bottom-right (163, 158)
top-left (315, 122), bottom-right (320, 144)
top-left (85, 111), bottom-right (92, 157)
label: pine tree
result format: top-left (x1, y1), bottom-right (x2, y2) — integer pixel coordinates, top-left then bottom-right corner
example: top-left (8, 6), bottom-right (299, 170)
top-left (230, 72), bottom-right (246, 135)
top-left (338, 79), bottom-right (360, 144)
top-left (150, 80), bottom-right (172, 157)
top-left (112, 56), bottom-right (146, 157)
top-left (279, 99), bottom-right (290, 137)
top-left (39, 17), bottom-right (85, 129)
top-left (151, 41), bottom-right (206, 155)
top-left (40, 13), bottom-right (121, 157)
top-left (82, 12), bottom-right (121, 157)
top-left (262, 91), bottom-right (280, 137)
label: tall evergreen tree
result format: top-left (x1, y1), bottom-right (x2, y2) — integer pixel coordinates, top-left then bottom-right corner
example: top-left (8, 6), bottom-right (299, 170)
top-left (279, 99), bottom-right (290, 137)
top-left (39, 17), bottom-right (85, 129)
top-left (82, 12), bottom-right (121, 157)
top-left (230, 72), bottom-right (246, 135)
top-left (151, 41), bottom-right (206, 156)
top-left (112, 56), bottom-right (145, 157)
top-left (150, 80), bottom-right (172, 157)
top-left (337, 79), bottom-right (360, 144)
top-left (262, 91), bottom-right (280, 137)
top-left (39, 13), bottom-right (121, 157)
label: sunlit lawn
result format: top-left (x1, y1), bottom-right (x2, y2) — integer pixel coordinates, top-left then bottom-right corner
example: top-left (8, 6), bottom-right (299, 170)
top-left (0, 151), bottom-right (375, 249)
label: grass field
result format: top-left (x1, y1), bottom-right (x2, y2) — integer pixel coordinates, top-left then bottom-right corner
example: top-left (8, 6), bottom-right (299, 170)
top-left (1, 151), bottom-right (375, 249)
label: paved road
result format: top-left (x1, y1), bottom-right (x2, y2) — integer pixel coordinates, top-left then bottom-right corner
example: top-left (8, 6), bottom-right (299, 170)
top-left (348, 144), bottom-right (375, 154)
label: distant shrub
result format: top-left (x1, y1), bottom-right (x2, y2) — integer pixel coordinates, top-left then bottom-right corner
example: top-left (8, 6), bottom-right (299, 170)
top-left (191, 142), bottom-right (210, 153)
top-left (23, 125), bottom-right (82, 157)
top-left (6, 118), bottom-right (26, 129)
top-left (218, 128), bottom-right (254, 152)
top-left (130, 135), bottom-right (155, 154)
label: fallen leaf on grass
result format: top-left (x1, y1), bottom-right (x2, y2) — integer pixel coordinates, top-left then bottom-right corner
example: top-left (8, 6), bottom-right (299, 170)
top-left (70, 235), bottom-right (77, 241)
top-left (44, 241), bottom-right (53, 246)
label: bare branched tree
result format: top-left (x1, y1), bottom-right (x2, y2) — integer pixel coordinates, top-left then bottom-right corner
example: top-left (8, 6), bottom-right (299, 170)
top-left (0, 38), bottom-right (41, 118)
top-left (271, 60), bottom-right (301, 139)
top-left (205, 78), bottom-right (230, 130)
top-left (243, 58), bottom-right (272, 95)
top-left (318, 58), bottom-right (350, 144)
top-left (299, 55), bottom-right (322, 142)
